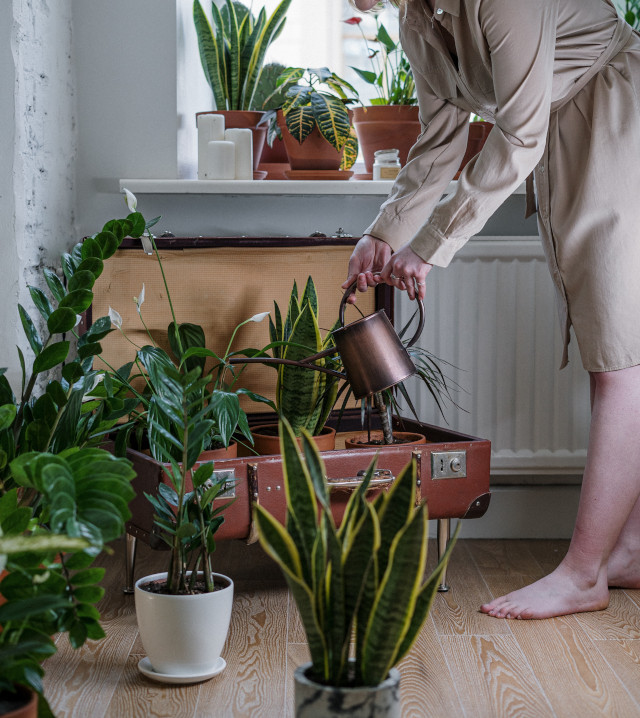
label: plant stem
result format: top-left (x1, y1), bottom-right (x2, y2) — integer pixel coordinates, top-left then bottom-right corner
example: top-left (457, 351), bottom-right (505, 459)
top-left (374, 391), bottom-right (393, 444)
top-left (151, 235), bottom-right (184, 357)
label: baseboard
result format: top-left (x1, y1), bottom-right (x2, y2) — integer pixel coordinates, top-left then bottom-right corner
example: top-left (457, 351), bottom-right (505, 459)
top-left (428, 484), bottom-right (581, 539)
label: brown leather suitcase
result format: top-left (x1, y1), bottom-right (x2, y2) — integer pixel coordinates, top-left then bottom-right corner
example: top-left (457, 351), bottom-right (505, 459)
top-left (86, 236), bottom-right (491, 591)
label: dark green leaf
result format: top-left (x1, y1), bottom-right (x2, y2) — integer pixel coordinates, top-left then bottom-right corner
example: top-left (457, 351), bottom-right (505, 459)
top-left (80, 237), bottom-right (102, 261)
top-left (28, 286), bottom-right (53, 320)
top-left (0, 404), bottom-right (16, 432)
top-left (18, 304), bottom-right (43, 355)
top-left (47, 307), bottom-right (78, 335)
top-left (59, 289), bottom-right (93, 314)
top-left (43, 268), bottom-right (67, 302)
top-left (76, 257), bottom-right (104, 279)
top-left (61, 251), bottom-right (79, 280)
top-left (61, 362), bottom-right (84, 385)
top-left (126, 212), bottom-right (146, 237)
top-left (68, 270), bottom-right (96, 293)
top-left (70, 567), bottom-right (105, 585)
top-left (32, 342), bottom-right (70, 374)
top-left (94, 230), bottom-right (119, 259)
top-left (78, 342), bottom-right (102, 360)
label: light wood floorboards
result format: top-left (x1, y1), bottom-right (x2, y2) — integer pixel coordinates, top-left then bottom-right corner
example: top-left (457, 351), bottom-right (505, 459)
top-left (42, 538), bottom-right (640, 717)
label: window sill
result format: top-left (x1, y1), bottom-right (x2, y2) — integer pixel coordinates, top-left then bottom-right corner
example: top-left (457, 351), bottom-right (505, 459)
top-left (119, 179), bottom-right (527, 197)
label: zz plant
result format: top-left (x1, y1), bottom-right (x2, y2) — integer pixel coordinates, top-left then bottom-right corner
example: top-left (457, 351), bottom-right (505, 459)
top-left (193, 0), bottom-right (292, 111)
top-left (254, 419), bottom-right (459, 687)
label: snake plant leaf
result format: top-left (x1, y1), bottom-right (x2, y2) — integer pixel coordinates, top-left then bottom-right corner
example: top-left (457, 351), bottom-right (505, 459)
top-left (242, 0), bottom-right (292, 110)
top-left (375, 459), bottom-right (417, 580)
top-left (340, 129), bottom-right (359, 171)
top-left (279, 305), bottom-right (323, 434)
top-left (254, 503), bottom-right (327, 671)
top-left (393, 521), bottom-right (460, 666)
top-left (300, 431), bottom-right (329, 513)
top-left (337, 458), bottom-right (376, 541)
top-left (193, 0), bottom-right (227, 110)
top-left (283, 280), bottom-right (299, 340)
top-left (324, 512), bottom-right (349, 683)
top-left (300, 276), bottom-right (319, 318)
top-left (284, 106), bottom-right (315, 144)
top-left (225, 0), bottom-right (241, 110)
top-left (310, 93), bottom-right (351, 151)
top-left (360, 504), bottom-right (428, 686)
top-left (280, 421), bottom-right (318, 570)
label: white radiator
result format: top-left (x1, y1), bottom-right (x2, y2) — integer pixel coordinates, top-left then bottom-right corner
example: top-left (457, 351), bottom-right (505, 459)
top-left (396, 236), bottom-right (590, 475)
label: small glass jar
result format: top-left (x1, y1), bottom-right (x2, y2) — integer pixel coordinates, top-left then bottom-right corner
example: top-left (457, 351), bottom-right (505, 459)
top-left (372, 148), bottom-right (401, 181)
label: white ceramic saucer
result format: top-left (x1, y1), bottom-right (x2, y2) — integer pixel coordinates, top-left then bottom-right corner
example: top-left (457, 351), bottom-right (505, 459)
top-left (137, 656), bottom-right (226, 685)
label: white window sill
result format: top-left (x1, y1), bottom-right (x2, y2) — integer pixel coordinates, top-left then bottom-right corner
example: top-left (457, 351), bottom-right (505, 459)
top-left (119, 179), bottom-right (527, 197)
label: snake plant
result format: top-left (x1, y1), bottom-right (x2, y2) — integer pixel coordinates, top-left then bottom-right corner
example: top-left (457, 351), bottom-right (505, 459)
top-left (193, 0), bottom-right (292, 111)
top-left (254, 419), bottom-right (459, 687)
top-left (266, 277), bottom-right (340, 437)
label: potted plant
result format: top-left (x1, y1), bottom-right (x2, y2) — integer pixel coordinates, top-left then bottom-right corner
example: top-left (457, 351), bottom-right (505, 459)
top-left (193, 0), bottom-right (293, 170)
top-left (264, 66), bottom-right (359, 176)
top-left (253, 62), bottom-right (291, 179)
top-left (254, 419), bottom-right (459, 717)
top-left (0, 212), bottom-right (141, 716)
top-left (345, 13), bottom-right (419, 178)
top-left (133, 361), bottom-right (236, 682)
top-left (250, 277), bottom-right (340, 454)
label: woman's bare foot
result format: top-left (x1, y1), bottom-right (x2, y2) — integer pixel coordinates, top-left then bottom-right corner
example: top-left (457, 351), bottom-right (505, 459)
top-left (607, 543), bottom-right (640, 588)
top-left (480, 564), bottom-right (610, 619)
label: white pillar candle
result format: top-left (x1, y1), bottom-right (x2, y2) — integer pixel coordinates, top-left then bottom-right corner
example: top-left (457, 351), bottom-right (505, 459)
top-left (225, 128), bottom-right (253, 180)
top-left (197, 114), bottom-right (225, 179)
top-left (204, 140), bottom-right (235, 180)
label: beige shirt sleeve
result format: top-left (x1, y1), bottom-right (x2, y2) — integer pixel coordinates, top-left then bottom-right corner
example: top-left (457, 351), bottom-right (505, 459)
top-left (366, 0), bottom-right (558, 267)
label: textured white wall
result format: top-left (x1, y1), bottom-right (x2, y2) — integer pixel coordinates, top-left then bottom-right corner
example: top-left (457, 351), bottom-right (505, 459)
top-left (0, 0), bottom-right (76, 390)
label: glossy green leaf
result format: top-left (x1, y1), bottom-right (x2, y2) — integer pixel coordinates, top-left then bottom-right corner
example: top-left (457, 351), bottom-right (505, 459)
top-left (59, 289), bottom-right (93, 314)
top-left (76, 257), bottom-right (103, 279)
top-left (284, 106), bottom-right (315, 144)
top-left (126, 212), bottom-right (146, 238)
top-left (47, 307), bottom-right (78, 335)
top-left (43, 268), bottom-right (67, 302)
top-left (94, 230), bottom-right (119, 259)
top-left (68, 270), bottom-right (96, 293)
top-left (18, 304), bottom-right (43, 355)
top-left (310, 93), bottom-right (351, 151)
top-left (80, 236), bottom-right (102, 261)
top-left (0, 404), bottom-right (16, 432)
top-left (28, 286), bottom-right (53, 320)
top-left (32, 341), bottom-right (70, 375)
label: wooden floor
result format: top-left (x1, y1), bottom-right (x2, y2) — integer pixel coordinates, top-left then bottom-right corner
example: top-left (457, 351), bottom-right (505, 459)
top-left (42, 537), bottom-right (640, 718)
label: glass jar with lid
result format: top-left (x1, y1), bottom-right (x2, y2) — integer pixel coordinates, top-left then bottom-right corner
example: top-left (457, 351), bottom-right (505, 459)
top-left (372, 148), bottom-right (401, 181)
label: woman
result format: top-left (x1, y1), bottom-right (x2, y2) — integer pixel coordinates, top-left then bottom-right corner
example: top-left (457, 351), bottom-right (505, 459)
top-left (345, 0), bottom-right (640, 620)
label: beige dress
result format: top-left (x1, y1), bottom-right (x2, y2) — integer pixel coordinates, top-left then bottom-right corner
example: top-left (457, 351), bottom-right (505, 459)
top-left (365, 0), bottom-right (640, 371)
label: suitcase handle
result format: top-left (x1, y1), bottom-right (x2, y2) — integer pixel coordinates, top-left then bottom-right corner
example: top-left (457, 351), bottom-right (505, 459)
top-left (327, 468), bottom-right (395, 491)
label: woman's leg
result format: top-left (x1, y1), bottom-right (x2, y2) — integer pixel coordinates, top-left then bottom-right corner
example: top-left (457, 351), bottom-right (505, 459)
top-left (481, 364), bottom-right (640, 619)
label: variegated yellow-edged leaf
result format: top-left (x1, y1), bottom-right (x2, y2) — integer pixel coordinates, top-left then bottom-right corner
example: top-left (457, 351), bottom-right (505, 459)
top-left (193, 0), bottom-right (227, 109)
top-left (340, 128), bottom-right (359, 170)
top-left (310, 93), bottom-right (351, 151)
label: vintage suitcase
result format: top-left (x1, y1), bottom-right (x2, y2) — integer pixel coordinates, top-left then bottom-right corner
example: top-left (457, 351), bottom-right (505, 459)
top-left (86, 236), bottom-right (491, 591)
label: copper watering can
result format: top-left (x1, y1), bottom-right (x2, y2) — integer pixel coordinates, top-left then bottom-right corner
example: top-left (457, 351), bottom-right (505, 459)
top-left (234, 282), bottom-right (425, 400)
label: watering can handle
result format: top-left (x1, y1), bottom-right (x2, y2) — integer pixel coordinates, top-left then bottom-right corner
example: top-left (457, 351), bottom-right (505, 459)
top-left (340, 280), bottom-right (425, 348)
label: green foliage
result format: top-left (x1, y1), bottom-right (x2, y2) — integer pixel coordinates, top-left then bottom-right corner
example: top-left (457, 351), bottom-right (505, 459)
top-left (349, 15), bottom-right (416, 106)
top-left (0, 449), bottom-right (135, 705)
top-left (255, 419), bottom-right (459, 687)
top-left (264, 66), bottom-right (360, 168)
top-left (142, 364), bottom-right (233, 595)
top-left (193, 0), bottom-right (292, 111)
top-left (617, 0), bottom-right (640, 28)
top-left (0, 209), bottom-right (144, 714)
top-left (264, 277), bottom-right (339, 437)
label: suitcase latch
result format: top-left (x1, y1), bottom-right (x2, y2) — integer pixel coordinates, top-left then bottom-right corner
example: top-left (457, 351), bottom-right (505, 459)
top-left (431, 451), bottom-right (467, 479)
top-left (327, 468), bottom-right (395, 491)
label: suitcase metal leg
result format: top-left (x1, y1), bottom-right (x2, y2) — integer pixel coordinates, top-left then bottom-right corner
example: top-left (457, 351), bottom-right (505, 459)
top-left (123, 532), bottom-right (138, 595)
top-left (437, 518), bottom-right (451, 592)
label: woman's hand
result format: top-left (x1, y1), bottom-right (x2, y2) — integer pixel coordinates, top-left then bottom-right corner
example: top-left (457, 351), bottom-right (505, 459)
top-left (351, 0), bottom-right (382, 10)
top-left (378, 245), bottom-right (433, 301)
top-left (342, 234), bottom-right (393, 303)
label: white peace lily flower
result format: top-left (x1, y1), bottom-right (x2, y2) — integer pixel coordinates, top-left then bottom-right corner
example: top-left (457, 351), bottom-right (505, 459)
top-left (108, 306), bottom-right (123, 329)
top-left (74, 314), bottom-right (83, 327)
top-left (134, 284), bottom-right (145, 312)
top-left (122, 188), bottom-right (137, 212)
top-left (248, 311), bottom-right (269, 323)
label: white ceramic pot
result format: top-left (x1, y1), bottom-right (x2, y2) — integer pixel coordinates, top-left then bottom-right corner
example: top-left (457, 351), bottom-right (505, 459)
top-left (134, 571), bottom-right (234, 676)
top-left (294, 662), bottom-right (401, 718)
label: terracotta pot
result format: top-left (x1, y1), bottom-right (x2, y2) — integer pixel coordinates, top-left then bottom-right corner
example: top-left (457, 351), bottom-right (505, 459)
top-left (196, 110), bottom-right (267, 170)
top-left (455, 121), bottom-right (493, 178)
top-left (258, 136), bottom-right (290, 179)
top-left (277, 110), bottom-right (350, 171)
top-left (344, 431), bottom-right (427, 449)
top-left (251, 423), bottom-right (337, 455)
top-left (294, 661), bottom-right (401, 718)
top-left (353, 105), bottom-right (421, 174)
top-left (0, 686), bottom-right (38, 718)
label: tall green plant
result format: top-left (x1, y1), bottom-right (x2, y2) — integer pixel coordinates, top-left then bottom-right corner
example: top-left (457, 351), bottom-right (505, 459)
top-left (193, 0), bottom-right (292, 111)
top-left (254, 419), bottom-right (459, 687)
top-left (266, 277), bottom-right (339, 437)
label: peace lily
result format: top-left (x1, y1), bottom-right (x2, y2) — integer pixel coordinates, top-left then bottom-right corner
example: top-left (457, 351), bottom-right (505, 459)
top-left (108, 306), bottom-right (123, 330)
top-left (122, 187), bottom-right (137, 212)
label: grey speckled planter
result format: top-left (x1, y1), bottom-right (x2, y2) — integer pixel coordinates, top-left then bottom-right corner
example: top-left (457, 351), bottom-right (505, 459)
top-left (294, 662), bottom-right (401, 718)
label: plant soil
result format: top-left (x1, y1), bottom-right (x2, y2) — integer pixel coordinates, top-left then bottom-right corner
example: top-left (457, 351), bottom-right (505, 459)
top-left (0, 687), bottom-right (33, 714)
top-left (138, 577), bottom-right (229, 596)
top-left (349, 436), bottom-right (417, 446)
